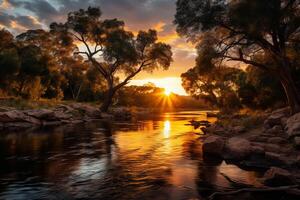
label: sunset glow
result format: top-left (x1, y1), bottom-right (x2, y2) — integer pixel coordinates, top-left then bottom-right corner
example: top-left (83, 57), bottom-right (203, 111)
top-left (164, 88), bottom-right (172, 96)
top-left (129, 77), bottom-right (187, 96)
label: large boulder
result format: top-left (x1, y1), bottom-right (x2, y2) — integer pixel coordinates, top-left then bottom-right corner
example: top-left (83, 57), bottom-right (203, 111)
top-left (285, 112), bottom-right (300, 138)
top-left (0, 110), bottom-right (40, 125)
top-left (224, 137), bottom-right (252, 160)
top-left (202, 136), bottom-right (225, 157)
top-left (262, 167), bottom-right (296, 187)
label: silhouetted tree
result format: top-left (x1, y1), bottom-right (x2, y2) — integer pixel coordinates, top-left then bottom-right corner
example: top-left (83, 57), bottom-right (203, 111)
top-left (175, 0), bottom-right (300, 113)
top-left (50, 7), bottom-right (173, 112)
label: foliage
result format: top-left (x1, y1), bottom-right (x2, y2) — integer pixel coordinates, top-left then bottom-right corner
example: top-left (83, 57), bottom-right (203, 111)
top-left (175, 0), bottom-right (300, 113)
top-left (50, 7), bottom-right (173, 111)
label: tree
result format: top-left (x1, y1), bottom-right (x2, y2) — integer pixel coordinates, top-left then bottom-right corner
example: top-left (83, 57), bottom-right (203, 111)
top-left (175, 0), bottom-right (300, 113)
top-left (50, 7), bottom-right (172, 112)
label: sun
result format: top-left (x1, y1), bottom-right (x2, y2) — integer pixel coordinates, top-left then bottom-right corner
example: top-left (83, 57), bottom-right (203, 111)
top-left (164, 88), bottom-right (172, 96)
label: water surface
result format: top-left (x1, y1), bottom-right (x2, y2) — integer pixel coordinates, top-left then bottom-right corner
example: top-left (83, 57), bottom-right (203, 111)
top-left (0, 111), bottom-right (262, 200)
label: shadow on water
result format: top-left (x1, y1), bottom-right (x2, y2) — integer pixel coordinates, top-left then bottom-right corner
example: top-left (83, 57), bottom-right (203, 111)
top-left (0, 111), bottom-right (263, 200)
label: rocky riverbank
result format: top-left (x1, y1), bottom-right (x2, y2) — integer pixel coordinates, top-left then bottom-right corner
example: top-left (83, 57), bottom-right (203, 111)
top-left (0, 103), bottom-right (133, 130)
top-left (201, 107), bottom-right (300, 191)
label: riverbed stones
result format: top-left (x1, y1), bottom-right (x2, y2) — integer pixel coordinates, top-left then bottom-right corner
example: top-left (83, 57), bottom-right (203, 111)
top-left (293, 137), bottom-right (300, 147)
top-left (224, 137), bottom-right (252, 160)
top-left (262, 167), bottom-right (296, 187)
top-left (285, 112), bottom-right (300, 138)
top-left (265, 152), bottom-right (290, 166)
top-left (267, 137), bottom-right (287, 144)
top-left (264, 107), bottom-right (290, 129)
top-left (202, 136), bottom-right (225, 157)
top-left (0, 110), bottom-right (41, 125)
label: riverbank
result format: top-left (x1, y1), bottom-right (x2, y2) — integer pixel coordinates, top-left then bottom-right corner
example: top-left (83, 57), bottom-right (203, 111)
top-left (0, 98), bottom-right (136, 130)
top-left (201, 107), bottom-right (300, 199)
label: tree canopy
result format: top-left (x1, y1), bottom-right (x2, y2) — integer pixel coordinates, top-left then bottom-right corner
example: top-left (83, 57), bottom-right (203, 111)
top-left (175, 0), bottom-right (300, 113)
top-left (50, 7), bottom-right (173, 111)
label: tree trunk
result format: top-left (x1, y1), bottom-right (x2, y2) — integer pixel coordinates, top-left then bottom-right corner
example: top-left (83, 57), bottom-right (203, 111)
top-left (100, 85), bottom-right (115, 112)
top-left (278, 66), bottom-right (300, 114)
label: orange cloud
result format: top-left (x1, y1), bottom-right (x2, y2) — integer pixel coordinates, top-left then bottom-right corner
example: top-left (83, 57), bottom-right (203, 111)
top-left (10, 20), bottom-right (28, 32)
top-left (153, 21), bottom-right (166, 32)
top-left (0, 0), bottom-right (11, 9)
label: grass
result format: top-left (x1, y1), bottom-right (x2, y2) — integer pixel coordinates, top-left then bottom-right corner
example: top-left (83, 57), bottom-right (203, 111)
top-left (0, 97), bottom-right (81, 110)
top-left (216, 109), bottom-right (267, 129)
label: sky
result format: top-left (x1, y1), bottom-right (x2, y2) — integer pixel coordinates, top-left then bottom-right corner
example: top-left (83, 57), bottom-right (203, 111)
top-left (0, 0), bottom-right (196, 95)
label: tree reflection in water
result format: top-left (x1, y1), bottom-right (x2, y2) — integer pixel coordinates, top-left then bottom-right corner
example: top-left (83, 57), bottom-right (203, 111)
top-left (0, 111), bottom-right (262, 200)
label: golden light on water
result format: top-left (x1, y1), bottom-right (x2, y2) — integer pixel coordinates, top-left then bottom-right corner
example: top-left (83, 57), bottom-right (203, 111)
top-left (163, 120), bottom-right (171, 138)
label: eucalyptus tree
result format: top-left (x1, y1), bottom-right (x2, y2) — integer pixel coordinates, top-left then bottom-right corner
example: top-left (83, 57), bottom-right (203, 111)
top-left (175, 0), bottom-right (300, 113)
top-left (50, 7), bottom-right (173, 112)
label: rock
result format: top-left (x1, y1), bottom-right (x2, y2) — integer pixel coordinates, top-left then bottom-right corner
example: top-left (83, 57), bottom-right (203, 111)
top-left (264, 107), bottom-right (290, 128)
top-left (112, 108), bottom-right (132, 120)
top-left (293, 137), bottom-right (300, 147)
top-left (262, 167), bottom-right (296, 187)
top-left (266, 125), bottom-right (283, 134)
top-left (285, 112), bottom-right (300, 138)
top-left (70, 103), bottom-right (101, 118)
top-left (206, 112), bottom-right (218, 117)
top-left (25, 109), bottom-right (55, 120)
top-left (0, 110), bottom-right (41, 125)
top-left (232, 125), bottom-right (246, 134)
top-left (265, 152), bottom-right (289, 166)
top-left (42, 121), bottom-right (62, 126)
top-left (224, 138), bottom-right (252, 160)
top-left (267, 137), bottom-right (287, 144)
top-left (250, 145), bottom-right (265, 155)
top-left (4, 122), bottom-right (34, 129)
top-left (202, 136), bottom-right (225, 157)
top-left (101, 113), bottom-right (114, 120)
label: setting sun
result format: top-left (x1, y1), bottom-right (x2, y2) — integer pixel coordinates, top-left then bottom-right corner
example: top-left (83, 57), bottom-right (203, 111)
top-left (164, 88), bottom-right (172, 96)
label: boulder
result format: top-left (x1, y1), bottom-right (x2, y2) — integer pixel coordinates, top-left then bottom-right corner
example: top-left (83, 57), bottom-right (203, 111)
top-left (232, 125), bottom-right (246, 134)
top-left (265, 152), bottom-right (289, 166)
top-left (262, 167), bottom-right (296, 187)
top-left (224, 138), bottom-right (252, 160)
top-left (0, 110), bottom-right (40, 125)
top-left (293, 137), bottom-right (300, 147)
top-left (285, 112), bottom-right (300, 138)
top-left (25, 109), bottom-right (56, 120)
top-left (202, 136), bottom-right (225, 157)
top-left (264, 107), bottom-right (290, 128)
top-left (70, 103), bottom-right (101, 118)
top-left (267, 137), bottom-right (287, 144)
top-left (266, 125), bottom-right (283, 134)
top-left (250, 145), bottom-right (265, 155)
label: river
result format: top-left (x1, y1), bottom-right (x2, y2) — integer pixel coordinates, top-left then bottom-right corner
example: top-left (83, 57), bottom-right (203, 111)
top-left (0, 111), bottom-right (262, 200)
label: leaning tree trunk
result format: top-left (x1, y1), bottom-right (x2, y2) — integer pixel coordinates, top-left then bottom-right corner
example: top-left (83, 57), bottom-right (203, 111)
top-left (278, 64), bottom-right (300, 114)
top-left (100, 85), bottom-right (115, 112)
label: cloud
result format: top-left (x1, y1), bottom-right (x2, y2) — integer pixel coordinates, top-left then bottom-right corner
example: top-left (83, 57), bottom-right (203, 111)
top-left (0, 11), bottom-right (41, 32)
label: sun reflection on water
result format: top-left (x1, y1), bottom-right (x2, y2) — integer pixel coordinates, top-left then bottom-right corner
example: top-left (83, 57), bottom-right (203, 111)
top-left (163, 120), bottom-right (171, 138)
